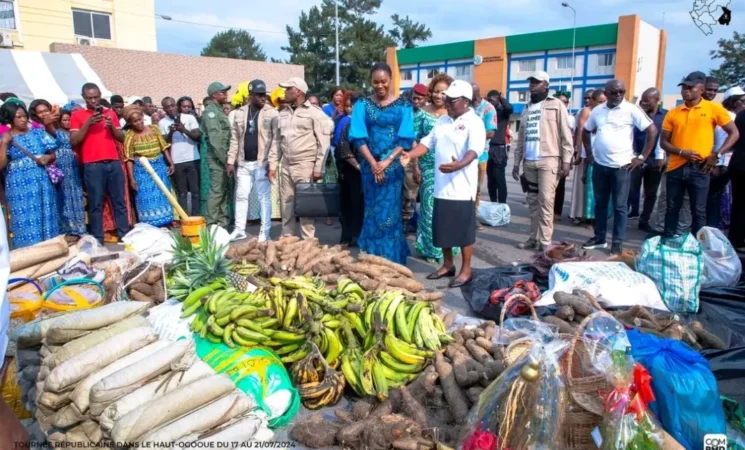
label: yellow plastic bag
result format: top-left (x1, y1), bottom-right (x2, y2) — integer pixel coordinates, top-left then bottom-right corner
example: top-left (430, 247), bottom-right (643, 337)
top-left (43, 279), bottom-right (105, 313)
top-left (1, 358), bottom-right (32, 419)
top-left (8, 278), bottom-right (43, 322)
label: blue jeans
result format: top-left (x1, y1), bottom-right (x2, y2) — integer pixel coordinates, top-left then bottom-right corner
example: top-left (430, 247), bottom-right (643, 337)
top-left (592, 162), bottom-right (631, 245)
top-left (84, 160), bottom-right (130, 243)
top-left (664, 163), bottom-right (709, 237)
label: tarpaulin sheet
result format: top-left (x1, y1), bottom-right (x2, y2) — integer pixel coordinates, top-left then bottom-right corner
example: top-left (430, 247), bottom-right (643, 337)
top-left (460, 265), bottom-right (534, 321)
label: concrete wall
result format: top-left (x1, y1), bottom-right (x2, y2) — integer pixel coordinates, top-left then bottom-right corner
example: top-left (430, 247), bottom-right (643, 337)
top-left (3, 0), bottom-right (156, 51)
top-left (633, 20), bottom-right (661, 100)
top-left (51, 44), bottom-right (303, 109)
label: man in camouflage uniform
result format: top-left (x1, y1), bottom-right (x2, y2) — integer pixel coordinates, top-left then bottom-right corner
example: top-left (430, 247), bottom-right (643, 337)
top-left (267, 77), bottom-right (332, 239)
top-left (201, 82), bottom-right (232, 228)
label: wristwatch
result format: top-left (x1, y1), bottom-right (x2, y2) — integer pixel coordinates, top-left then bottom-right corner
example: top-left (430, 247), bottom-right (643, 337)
top-left (636, 154), bottom-right (644, 161)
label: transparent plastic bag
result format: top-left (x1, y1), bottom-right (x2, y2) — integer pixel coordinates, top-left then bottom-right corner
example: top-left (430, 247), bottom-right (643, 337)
top-left (459, 333), bottom-right (568, 450)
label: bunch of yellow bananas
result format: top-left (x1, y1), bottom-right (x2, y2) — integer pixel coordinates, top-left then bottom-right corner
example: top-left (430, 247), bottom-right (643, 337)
top-left (232, 262), bottom-right (260, 276)
top-left (292, 343), bottom-right (346, 410)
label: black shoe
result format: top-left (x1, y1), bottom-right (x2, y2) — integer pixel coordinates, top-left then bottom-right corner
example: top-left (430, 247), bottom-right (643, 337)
top-left (610, 243), bottom-right (622, 255)
top-left (448, 276), bottom-right (472, 288)
top-left (628, 212), bottom-right (640, 219)
top-left (426, 267), bottom-right (456, 280)
top-left (638, 222), bottom-right (654, 233)
top-left (582, 237), bottom-right (608, 250)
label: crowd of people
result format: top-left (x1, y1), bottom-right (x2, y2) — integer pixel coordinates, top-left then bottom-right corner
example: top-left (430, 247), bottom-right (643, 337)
top-left (0, 64), bottom-right (744, 287)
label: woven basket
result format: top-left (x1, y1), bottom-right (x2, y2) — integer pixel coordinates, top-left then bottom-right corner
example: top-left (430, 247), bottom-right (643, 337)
top-left (113, 260), bottom-right (165, 302)
top-left (561, 311), bottom-right (616, 450)
top-left (500, 294), bottom-right (539, 366)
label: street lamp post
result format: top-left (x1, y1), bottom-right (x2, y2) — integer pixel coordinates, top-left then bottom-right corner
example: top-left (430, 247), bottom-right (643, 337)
top-left (335, 0), bottom-right (340, 86)
top-left (562, 2), bottom-right (577, 106)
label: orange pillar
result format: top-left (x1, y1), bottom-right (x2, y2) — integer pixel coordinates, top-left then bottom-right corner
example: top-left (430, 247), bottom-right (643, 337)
top-left (614, 15), bottom-right (641, 100)
top-left (473, 37), bottom-right (508, 94)
top-left (656, 30), bottom-right (668, 92)
top-left (386, 46), bottom-right (400, 95)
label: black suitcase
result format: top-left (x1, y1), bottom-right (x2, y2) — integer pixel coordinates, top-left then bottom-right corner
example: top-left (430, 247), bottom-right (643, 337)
top-left (294, 182), bottom-right (341, 218)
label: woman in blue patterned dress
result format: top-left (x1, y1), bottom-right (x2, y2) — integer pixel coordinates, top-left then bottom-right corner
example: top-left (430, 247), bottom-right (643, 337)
top-left (349, 63), bottom-right (416, 264)
top-left (54, 108), bottom-right (86, 235)
top-left (0, 100), bottom-right (61, 248)
top-left (415, 73), bottom-right (460, 264)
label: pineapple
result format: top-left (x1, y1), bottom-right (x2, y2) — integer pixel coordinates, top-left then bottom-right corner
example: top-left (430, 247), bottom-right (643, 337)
top-left (168, 227), bottom-right (232, 300)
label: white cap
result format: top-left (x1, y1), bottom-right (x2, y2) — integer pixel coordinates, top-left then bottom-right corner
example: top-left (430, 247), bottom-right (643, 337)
top-left (127, 96), bottom-right (143, 105)
top-left (527, 71), bottom-right (550, 83)
top-left (723, 86), bottom-right (745, 100)
top-left (443, 80), bottom-right (473, 101)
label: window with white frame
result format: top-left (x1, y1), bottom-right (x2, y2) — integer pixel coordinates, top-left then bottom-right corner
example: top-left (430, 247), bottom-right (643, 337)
top-left (73, 9), bottom-right (112, 40)
top-left (556, 56), bottom-right (574, 70)
top-left (426, 68), bottom-right (440, 79)
top-left (517, 59), bottom-right (537, 72)
top-left (517, 91), bottom-right (529, 102)
top-left (455, 65), bottom-right (472, 79)
top-left (400, 70), bottom-right (413, 81)
top-left (598, 53), bottom-right (614, 67)
top-left (0, 0), bottom-right (16, 30)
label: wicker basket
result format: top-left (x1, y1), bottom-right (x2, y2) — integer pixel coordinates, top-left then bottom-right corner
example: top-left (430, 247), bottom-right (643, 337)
top-left (561, 311), bottom-right (616, 450)
top-left (499, 294), bottom-right (540, 366)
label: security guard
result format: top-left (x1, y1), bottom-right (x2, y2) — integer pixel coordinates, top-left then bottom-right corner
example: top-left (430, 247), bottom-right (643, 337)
top-left (201, 82), bottom-right (232, 228)
top-left (267, 77), bottom-right (332, 239)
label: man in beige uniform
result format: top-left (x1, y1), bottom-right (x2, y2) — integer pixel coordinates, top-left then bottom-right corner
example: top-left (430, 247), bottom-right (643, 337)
top-left (267, 77), bottom-right (333, 238)
top-left (512, 71), bottom-right (573, 250)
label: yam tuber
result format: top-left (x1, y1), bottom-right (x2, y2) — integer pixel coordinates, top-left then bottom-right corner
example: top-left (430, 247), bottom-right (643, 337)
top-left (443, 311), bottom-right (458, 329)
top-left (128, 289), bottom-right (154, 303)
top-left (415, 291), bottom-right (444, 302)
top-left (296, 247), bottom-right (322, 270)
top-left (663, 323), bottom-right (684, 340)
top-left (690, 322), bottom-right (726, 350)
top-left (460, 329), bottom-right (476, 340)
top-left (542, 316), bottom-right (577, 334)
top-left (360, 279), bottom-right (379, 292)
top-left (474, 337), bottom-right (494, 353)
top-left (553, 292), bottom-right (593, 316)
top-left (151, 282), bottom-right (166, 303)
top-left (465, 339), bottom-right (493, 365)
top-left (398, 386), bottom-right (428, 426)
top-left (265, 241), bottom-right (277, 265)
top-left (452, 353), bottom-right (483, 388)
top-left (406, 366), bottom-right (438, 402)
top-left (144, 267), bottom-right (162, 285)
top-left (129, 283), bottom-right (154, 297)
top-left (466, 386), bottom-right (484, 404)
top-left (320, 273), bottom-right (341, 284)
top-left (358, 254), bottom-right (414, 278)
top-left (342, 262), bottom-right (385, 279)
top-left (312, 263), bottom-right (336, 276)
top-left (434, 352), bottom-right (469, 423)
top-left (481, 321), bottom-right (497, 341)
top-left (555, 305), bottom-right (575, 322)
top-left (290, 417), bottom-right (340, 448)
top-left (452, 331), bottom-right (465, 346)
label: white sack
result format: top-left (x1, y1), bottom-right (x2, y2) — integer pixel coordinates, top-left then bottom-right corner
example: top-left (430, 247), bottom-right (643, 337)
top-left (193, 413), bottom-right (268, 448)
top-left (110, 374), bottom-right (235, 443)
top-left (139, 393), bottom-right (256, 444)
top-left (71, 340), bottom-right (171, 413)
top-left (44, 326), bottom-right (157, 393)
top-left (45, 302), bottom-right (150, 345)
top-left (89, 339), bottom-right (195, 416)
top-left (99, 360), bottom-right (214, 431)
top-left (47, 315), bottom-right (149, 369)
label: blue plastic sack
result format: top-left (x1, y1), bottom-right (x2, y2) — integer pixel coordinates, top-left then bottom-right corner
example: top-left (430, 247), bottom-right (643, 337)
top-left (627, 329), bottom-right (726, 450)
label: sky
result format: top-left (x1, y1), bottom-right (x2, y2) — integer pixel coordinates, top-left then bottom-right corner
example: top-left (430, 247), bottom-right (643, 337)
top-left (154, 0), bottom-right (742, 94)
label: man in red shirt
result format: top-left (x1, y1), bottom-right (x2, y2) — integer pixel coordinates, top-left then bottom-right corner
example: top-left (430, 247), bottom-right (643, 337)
top-left (70, 83), bottom-right (129, 243)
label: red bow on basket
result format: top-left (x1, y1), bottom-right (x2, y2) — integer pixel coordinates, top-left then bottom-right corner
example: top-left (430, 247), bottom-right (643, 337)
top-left (604, 363), bottom-right (656, 421)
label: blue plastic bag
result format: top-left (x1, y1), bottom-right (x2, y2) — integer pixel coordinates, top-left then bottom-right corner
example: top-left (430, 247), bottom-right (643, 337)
top-left (627, 329), bottom-right (726, 450)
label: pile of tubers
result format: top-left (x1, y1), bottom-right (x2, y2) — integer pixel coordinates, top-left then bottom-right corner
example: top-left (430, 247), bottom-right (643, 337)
top-left (123, 265), bottom-right (167, 304)
top-left (290, 319), bottom-right (505, 450)
top-left (540, 290), bottom-right (727, 351)
top-left (225, 236), bottom-right (443, 302)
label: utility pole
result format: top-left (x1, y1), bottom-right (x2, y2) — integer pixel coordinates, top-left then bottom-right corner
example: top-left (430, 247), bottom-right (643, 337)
top-left (335, 0), bottom-right (340, 86)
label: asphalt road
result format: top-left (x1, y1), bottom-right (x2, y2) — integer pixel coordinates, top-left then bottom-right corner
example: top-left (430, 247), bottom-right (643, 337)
top-left (246, 153), bottom-right (651, 317)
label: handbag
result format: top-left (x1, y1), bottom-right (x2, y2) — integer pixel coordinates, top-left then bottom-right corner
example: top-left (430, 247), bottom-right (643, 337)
top-left (10, 138), bottom-right (65, 185)
top-left (294, 180), bottom-right (340, 218)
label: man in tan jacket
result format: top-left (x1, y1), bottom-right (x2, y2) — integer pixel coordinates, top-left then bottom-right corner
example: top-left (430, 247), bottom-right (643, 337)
top-left (512, 71), bottom-right (574, 250)
top-left (227, 79), bottom-right (279, 242)
top-left (267, 77), bottom-right (333, 239)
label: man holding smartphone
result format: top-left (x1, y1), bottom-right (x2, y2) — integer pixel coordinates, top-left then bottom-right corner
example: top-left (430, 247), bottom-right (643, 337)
top-left (70, 82), bottom-right (129, 244)
top-left (160, 97), bottom-right (202, 216)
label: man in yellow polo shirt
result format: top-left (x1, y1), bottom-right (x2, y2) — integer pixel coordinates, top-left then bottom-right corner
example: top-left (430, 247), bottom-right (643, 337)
top-left (660, 71), bottom-right (739, 237)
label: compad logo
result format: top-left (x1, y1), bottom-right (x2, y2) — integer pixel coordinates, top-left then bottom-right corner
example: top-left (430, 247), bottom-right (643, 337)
top-left (704, 434), bottom-right (728, 450)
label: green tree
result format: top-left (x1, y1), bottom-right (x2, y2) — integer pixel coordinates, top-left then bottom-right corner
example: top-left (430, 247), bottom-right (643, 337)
top-left (709, 31), bottom-right (745, 88)
top-left (201, 29), bottom-right (267, 61)
top-left (388, 14), bottom-right (432, 49)
top-left (283, 0), bottom-right (430, 96)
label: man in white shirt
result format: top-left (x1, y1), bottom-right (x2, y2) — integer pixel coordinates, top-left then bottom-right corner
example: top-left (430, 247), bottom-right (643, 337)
top-left (402, 80), bottom-right (486, 288)
top-left (582, 79), bottom-right (658, 254)
top-left (160, 97), bottom-right (202, 216)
